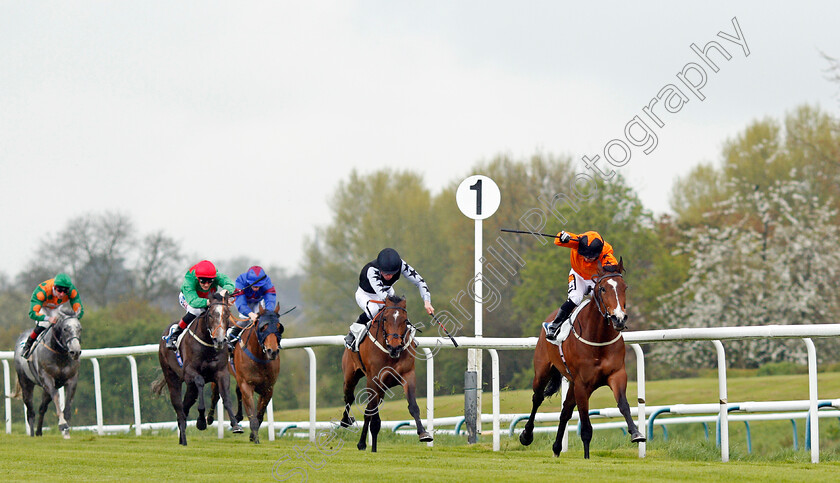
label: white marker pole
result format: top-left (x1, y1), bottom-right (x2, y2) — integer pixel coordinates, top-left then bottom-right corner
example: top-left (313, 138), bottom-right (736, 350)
top-left (456, 175), bottom-right (500, 442)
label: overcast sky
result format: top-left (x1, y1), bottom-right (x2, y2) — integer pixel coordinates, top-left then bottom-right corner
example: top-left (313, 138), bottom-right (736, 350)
top-left (1, 1), bottom-right (838, 278)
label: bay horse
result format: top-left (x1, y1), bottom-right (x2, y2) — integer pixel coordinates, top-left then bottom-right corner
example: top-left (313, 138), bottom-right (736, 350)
top-left (339, 295), bottom-right (432, 452)
top-left (151, 292), bottom-right (242, 445)
top-left (207, 304), bottom-right (283, 443)
top-left (519, 259), bottom-right (645, 458)
top-left (13, 304), bottom-right (82, 438)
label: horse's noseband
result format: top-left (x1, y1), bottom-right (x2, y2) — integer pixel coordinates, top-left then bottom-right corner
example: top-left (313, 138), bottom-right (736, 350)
top-left (592, 273), bottom-right (625, 323)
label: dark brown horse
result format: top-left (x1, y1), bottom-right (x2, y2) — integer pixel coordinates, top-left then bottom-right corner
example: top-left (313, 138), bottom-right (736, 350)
top-left (339, 295), bottom-right (432, 452)
top-left (519, 259), bottom-right (645, 458)
top-left (152, 292), bottom-right (242, 445)
top-left (208, 304), bottom-right (283, 443)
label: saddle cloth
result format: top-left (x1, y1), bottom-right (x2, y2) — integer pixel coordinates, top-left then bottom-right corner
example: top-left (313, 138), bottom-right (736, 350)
top-left (543, 299), bottom-right (591, 347)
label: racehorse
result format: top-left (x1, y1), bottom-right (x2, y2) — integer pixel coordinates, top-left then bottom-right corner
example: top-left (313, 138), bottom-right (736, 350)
top-left (207, 304), bottom-right (284, 444)
top-left (339, 295), bottom-right (432, 452)
top-left (518, 259), bottom-right (645, 459)
top-left (151, 292), bottom-right (242, 445)
top-left (13, 304), bottom-right (82, 438)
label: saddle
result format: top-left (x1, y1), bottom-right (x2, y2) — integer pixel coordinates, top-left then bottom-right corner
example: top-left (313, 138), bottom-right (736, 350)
top-left (543, 299), bottom-right (591, 348)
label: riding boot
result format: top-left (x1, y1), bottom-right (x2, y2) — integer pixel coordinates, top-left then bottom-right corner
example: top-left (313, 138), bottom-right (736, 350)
top-left (546, 299), bottom-right (577, 341)
top-left (21, 334), bottom-right (37, 358)
top-left (344, 313), bottom-right (370, 352)
top-left (164, 322), bottom-right (186, 350)
top-left (226, 325), bottom-right (243, 351)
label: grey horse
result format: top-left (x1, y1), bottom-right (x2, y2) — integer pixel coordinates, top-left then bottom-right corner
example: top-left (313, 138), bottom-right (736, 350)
top-left (13, 304), bottom-right (82, 438)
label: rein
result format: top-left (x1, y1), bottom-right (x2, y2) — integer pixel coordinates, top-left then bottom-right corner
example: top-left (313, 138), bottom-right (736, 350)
top-left (572, 273), bottom-right (624, 348)
top-left (366, 305), bottom-right (414, 356)
top-left (42, 316), bottom-right (81, 355)
top-left (188, 300), bottom-right (228, 348)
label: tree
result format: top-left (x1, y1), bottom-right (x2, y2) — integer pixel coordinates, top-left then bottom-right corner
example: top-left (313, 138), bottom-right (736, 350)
top-left (134, 231), bottom-right (183, 306)
top-left (654, 178), bottom-right (840, 368)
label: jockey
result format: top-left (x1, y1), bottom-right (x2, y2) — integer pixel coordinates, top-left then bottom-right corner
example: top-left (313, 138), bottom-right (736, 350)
top-left (163, 260), bottom-right (235, 350)
top-left (344, 248), bottom-right (434, 352)
top-left (22, 273), bottom-right (84, 358)
top-left (545, 230), bottom-right (619, 341)
top-left (227, 265), bottom-right (277, 349)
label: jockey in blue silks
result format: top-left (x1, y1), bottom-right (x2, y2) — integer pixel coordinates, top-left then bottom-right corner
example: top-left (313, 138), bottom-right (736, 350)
top-left (226, 266), bottom-right (277, 350)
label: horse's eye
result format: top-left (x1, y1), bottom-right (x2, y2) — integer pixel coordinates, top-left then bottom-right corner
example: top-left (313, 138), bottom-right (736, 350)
top-left (600, 287), bottom-right (606, 293)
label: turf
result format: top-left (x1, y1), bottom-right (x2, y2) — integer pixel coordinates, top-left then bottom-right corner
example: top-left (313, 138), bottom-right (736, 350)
top-left (0, 430), bottom-right (838, 482)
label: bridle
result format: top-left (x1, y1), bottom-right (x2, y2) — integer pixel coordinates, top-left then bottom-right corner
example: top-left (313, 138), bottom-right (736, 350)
top-left (43, 314), bottom-right (81, 354)
top-left (188, 299), bottom-right (228, 348)
top-left (369, 304), bottom-right (413, 357)
top-left (571, 272), bottom-right (625, 347)
top-left (592, 272), bottom-right (624, 321)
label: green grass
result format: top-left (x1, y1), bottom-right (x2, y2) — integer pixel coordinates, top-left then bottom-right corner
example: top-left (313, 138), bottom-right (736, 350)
top-left (0, 430), bottom-right (838, 482)
top-left (3, 372), bottom-right (839, 480)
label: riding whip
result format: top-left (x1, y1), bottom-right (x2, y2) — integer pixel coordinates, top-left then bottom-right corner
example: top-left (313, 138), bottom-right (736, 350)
top-left (430, 313), bottom-right (459, 347)
top-left (500, 229), bottom-right (579, 241)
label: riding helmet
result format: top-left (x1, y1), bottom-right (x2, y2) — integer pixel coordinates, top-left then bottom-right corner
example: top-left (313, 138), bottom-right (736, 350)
top-left (194, 260), bottom-right (217, 279)
top-left (376, 248), bottom-right (402, 275)
top-left (577, 235), bottom-right (604, 260)
top-left (245, 266), bottom-right (267, 287)
top-left (54, 272), bottom-right (72, 289)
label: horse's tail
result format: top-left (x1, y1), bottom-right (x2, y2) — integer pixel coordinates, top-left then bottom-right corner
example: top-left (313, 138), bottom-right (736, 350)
top-left (150, 374), bottom-right (167, 396)
top-left (543, 366), bottom-right (564, 399)
top-left (11, 380), bottom-right (22, 400)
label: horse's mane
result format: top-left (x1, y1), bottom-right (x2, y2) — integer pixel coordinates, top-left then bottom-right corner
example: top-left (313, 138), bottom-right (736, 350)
top-left (386, 294), bottom-right (405, 304)
top-left (58, 304), bottom-right (76, 317)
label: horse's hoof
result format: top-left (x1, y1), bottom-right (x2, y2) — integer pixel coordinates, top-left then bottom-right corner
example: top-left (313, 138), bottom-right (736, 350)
top-left (231, 424), bottom-right (244, 434)
top-left (357, 442), bottom-right (366, 451)
top-left (418, 432), bottom-right (433, 443)
top-left (631, 432), bottom-right (646, 443)
top-left (63, 432), bottom-right (71, 440)
top-left (340, 417), bottom-right (355, 428)
top-left (206, 414), bottom-right (215, 426)
top-left (519, 431), bottom-right (533, 446)
top-left (196, 418), bottom-right (207, 431)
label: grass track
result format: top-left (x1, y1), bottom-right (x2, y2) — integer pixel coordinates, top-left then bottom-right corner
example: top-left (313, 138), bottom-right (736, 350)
top-left (3, 372), bottom-right (839, 481)
top-left (1, 430), bottom-right (838, 482)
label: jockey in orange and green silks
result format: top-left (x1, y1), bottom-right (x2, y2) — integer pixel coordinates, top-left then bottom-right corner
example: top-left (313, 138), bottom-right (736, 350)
top-left (22, 272), bottom-right (84, 357)
top-left (545, 230), bottom-right (619, 341)
top-left (163, 260), bottom-right (235, 350)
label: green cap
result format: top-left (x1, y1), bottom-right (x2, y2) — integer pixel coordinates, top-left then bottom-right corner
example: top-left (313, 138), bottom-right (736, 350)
top-left (54, 273), bottom-right (72, 288)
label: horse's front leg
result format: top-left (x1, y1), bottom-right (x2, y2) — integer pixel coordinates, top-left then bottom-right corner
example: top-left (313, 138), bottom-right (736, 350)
top-left (520, 357), bottom-right (553, 446)
top-left (573, 381), bottom-right (594, 459)
top-left (402, 369), bottom-right (432, 443)
top-left (235, 386), bottom-right (244, 423)
top-left (36, 389), bottom-right (52, 437)
top-left (180, 379), bottom-right (199, 446)
top-left (216, 368), bottom-right (243, 433)
top-left (62, 375), bottom-right (79, 433)
top-left (206, 382), bottom-right (219, 426)
top-left (238, 381), bottom-right (259, 443)
top-left (608, 369), bottom-right (645, 443)
top-left (194, 374), bottom-right (207, 431)
top-left (365, 389), bottom-right (383, 453)
top-left (41, 376), bottom-right (70, 438)
top-left (552, 382), bottom-right (577, 457)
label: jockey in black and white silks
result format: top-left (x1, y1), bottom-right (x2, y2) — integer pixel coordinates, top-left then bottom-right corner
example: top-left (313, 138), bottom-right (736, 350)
top-left (344, 248), bottom-right (434, 351)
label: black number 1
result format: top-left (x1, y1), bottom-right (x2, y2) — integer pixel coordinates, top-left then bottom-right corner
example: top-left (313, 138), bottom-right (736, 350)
top-left (470, 179), bottom-right (482, 215)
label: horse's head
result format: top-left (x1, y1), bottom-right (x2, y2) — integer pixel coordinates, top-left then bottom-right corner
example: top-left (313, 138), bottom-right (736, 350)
top-left (378, 295), bottom-right (409, 359)
top-left (205, 292), bottom-right (231, 350)
top-left (55, 305), bottom-right (82, 360)
top-left (256, 305), bottom-right (284, 361)
top-left (593, 258), bottom-right (628, 332)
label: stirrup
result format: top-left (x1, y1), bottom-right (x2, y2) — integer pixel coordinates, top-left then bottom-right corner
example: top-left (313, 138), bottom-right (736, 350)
top-left (344, 333), bottom-right (357, 351)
